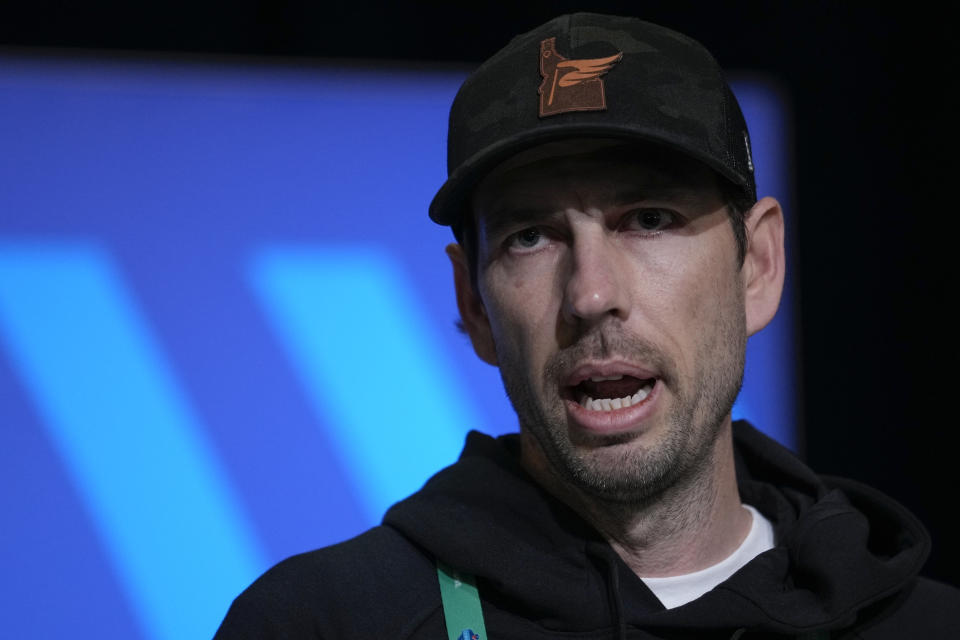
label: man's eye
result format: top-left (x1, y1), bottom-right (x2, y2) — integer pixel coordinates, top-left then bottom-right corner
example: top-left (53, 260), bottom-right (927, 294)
top-left (626, 208), bottom-right (675, 232)
top-left (508, 227), bottom-right (546, 250)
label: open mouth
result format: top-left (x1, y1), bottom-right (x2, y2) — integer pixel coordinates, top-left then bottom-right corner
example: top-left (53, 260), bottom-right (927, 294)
top-left (569, 375), bottom-right (657, 412)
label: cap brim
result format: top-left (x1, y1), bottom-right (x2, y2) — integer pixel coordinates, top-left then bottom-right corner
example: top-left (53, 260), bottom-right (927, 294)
top-left (428, 122), bottom-right (755, 229)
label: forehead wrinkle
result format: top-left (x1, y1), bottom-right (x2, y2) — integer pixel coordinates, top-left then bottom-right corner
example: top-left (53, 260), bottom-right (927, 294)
top-left (613, 185), bottom-right (706, 206)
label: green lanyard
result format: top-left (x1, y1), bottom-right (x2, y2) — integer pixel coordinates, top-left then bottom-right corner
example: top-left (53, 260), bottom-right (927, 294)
top-left (436, 560), bottom-right (488, 640)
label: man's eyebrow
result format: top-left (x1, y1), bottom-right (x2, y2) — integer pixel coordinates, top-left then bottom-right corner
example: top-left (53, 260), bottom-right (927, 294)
top-left (478, 182), bottom-right (705, 239)
top-left (479, 206), bottom-right (560, 240)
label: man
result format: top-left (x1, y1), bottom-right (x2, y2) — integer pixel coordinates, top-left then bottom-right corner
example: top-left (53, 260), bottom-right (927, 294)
top-left (215, 13), bottom-right (958, 638)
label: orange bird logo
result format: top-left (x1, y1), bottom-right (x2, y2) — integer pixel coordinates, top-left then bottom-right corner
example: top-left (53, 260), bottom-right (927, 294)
top-left (539, 37), bottom-right (623, 117)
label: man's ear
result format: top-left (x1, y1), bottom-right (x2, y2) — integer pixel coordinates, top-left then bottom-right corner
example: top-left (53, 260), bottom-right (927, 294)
top-left (742, 196), bottom-right (786, 336)
top-left (446, 243), bottom-right (498, 366)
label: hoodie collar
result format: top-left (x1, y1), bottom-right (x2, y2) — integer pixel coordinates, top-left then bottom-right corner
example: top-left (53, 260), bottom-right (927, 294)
top-left (384, 421), bottom-right (930, 634)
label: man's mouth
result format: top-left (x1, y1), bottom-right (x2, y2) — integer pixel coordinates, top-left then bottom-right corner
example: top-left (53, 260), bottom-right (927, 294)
top-left (568, 374), bottom-right (657, 412)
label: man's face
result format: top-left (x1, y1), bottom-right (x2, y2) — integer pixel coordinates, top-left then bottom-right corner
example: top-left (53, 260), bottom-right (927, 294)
top-left (464, 141), bottom-right (749, 503)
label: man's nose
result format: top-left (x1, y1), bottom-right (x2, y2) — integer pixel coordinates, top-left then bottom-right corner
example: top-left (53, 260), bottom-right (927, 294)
top-left (561, 232), bottom-right (630, 326)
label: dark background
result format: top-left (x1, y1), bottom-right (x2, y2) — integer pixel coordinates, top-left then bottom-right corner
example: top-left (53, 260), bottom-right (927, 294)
top-left (3, 1), bottom-right (956, 583)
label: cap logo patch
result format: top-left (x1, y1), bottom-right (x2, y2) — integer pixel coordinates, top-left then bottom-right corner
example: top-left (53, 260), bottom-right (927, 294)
top-left (538, 37), bottom-right (622, 118)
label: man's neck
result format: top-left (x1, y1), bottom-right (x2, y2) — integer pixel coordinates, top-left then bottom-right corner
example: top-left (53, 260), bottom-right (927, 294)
top-left (520, 422), bottom-right (750, 578)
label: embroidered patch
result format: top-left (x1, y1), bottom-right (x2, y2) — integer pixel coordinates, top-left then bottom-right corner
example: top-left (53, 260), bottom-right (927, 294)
top-left (457, 630), bottom-right (480, 640)
top-left (538, 37), bottom-right (622, 118)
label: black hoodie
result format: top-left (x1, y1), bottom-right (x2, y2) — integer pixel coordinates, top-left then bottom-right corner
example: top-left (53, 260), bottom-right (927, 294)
top-left (215, 421), bottom-right (959, 638)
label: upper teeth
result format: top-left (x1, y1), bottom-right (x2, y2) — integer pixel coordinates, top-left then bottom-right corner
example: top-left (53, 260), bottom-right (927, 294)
top-left (589, 375), bottom-right (623, 382)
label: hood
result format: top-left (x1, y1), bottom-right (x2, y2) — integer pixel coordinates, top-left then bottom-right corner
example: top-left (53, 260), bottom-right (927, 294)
top-left (383, 421), bottom-right (930, 635)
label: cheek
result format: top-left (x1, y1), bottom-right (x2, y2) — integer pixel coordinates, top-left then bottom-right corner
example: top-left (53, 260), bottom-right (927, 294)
top-left (679, 255), bottom-right (745, 377)
top-left (639, 238), bottom-right (742, 357)
top-left (639, 243), bottom-right (724, 308)
top-left (679, 257), bottom-right (738, 317)
top-left (481, 262), bottom-right (562, 365)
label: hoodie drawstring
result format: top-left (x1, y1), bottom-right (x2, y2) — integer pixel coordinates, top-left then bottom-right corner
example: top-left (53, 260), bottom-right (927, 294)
top-left (586, 541), bottom-right (627, 640)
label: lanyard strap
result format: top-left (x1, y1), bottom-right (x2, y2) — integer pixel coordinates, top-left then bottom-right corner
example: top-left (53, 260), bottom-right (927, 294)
top-left (436, 560), bottom-right (488, 640)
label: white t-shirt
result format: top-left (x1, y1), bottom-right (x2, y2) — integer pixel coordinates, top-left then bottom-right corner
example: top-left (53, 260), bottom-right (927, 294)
top-left (641, 504), bottom-right (775, 609)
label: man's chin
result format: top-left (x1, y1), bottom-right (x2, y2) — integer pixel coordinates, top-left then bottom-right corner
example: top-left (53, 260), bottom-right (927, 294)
top-left (545, 434), bottom-right (670, 498)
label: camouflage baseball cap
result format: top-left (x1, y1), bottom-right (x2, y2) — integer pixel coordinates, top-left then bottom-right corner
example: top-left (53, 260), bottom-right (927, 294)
top-left (429, 12), bottom-right (756, 236)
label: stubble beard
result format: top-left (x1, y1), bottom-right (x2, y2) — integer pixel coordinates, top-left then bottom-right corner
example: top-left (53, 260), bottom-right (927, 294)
top-left (498, 315), bottom-right (746, 507)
